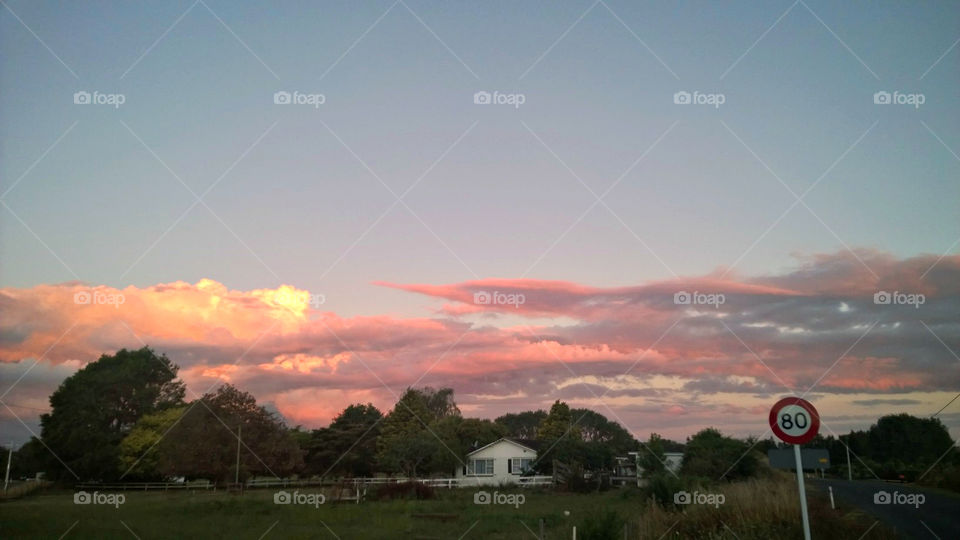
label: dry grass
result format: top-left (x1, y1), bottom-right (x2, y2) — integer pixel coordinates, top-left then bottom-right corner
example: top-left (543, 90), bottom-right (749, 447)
top-left (635, 474), bottom-right (896, 539)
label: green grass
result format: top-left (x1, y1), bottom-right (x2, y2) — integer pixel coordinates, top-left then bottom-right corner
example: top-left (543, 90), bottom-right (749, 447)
top-left (0, 477), bottom-right (893, 539)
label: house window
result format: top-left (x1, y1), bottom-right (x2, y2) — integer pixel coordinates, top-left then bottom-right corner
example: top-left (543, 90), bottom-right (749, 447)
top-left (467, 458), bottom-right (494, 476)
top-left (510, 458), bottom-right (534, 474)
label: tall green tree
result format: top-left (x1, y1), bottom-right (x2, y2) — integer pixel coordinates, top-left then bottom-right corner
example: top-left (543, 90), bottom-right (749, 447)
top-left (376, 387), bottom-right (461, 476)
top-left (40, 347), bottom-right (185, 480)
top-left (537, 400), bottom-right (580, 441)
top-left (681, 428), bottom-right (759, 481)
top-left (155, 384), bottom-right (303, 482)
top-left (118, 406), bottom-right (187, 479)
top-left (306, 403), bottom-right (383, 478)
top-left (569, 408), bottom-right (637, 454)
top-left (638, 433), bottom-right (667, 478)
top-left (496, 410), bottom-right (547, 439)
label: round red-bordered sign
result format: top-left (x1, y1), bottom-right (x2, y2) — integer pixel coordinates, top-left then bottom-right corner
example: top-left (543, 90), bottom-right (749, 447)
top-left (769, 397), bottom-right (820, 445)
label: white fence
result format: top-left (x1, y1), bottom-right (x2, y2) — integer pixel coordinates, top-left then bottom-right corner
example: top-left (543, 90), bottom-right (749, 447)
top-left (77, 475), bottom-right (554, 491)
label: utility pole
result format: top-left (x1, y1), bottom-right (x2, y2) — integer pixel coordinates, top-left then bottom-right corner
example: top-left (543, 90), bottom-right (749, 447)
top-left (235, 424), bottom-right (241, 486)
top-left (846, 442), bottom-right (852, 481)
top-left (3, 443), bottom-right (12, 493)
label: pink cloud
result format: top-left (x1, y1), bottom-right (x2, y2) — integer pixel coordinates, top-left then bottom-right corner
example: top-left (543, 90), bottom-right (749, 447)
top-left (1, 250), bottom-right (958, 438)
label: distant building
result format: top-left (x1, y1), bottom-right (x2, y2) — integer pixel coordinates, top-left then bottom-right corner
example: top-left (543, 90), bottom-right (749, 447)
top-left (454, 438), bottom-right (539, 486)
top-left (614, 451), bottom-right (684, 486)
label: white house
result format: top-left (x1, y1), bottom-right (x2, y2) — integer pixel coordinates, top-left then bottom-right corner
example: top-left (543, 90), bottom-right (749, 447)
top-left (454, 438), bottom-right (538, 486)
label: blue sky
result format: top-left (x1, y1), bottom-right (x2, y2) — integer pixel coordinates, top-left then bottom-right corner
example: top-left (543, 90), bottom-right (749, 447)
top-left (3, 1), bottom-right (958, 319)
top-left (1, 2), bottom-right (959, 444)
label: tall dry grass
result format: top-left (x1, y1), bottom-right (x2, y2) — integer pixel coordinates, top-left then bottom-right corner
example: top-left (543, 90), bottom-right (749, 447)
top-left (635, 474), bottom-right (895, 539)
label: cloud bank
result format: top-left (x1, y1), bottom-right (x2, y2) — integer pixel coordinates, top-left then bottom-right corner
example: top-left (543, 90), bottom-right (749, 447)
top-left (2, 250), bottom-right (958, 441)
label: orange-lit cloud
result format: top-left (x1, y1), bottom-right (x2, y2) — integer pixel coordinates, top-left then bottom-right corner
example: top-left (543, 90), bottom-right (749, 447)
top-left (1, 250), bottom-right (958, 439)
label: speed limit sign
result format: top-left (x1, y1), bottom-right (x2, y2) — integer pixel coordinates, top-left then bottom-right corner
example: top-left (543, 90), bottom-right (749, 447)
top-left (769, 397), bottom-right (820, 444)
top-left (770, 397), bottom-right (820, 540)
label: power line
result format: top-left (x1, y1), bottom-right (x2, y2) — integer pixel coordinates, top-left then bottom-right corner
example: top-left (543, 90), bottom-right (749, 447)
top-left (0, 402), bottom-right (49, 413)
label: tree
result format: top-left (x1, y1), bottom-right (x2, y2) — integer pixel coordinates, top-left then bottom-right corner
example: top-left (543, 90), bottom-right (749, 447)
top-left (306, 403), bottom-right (383, 478)
top-left (538, 400), bottom-right (581, 441)
top-left (569, 408), bottom-right (637, 454)
top-left (419, 387), bottom-right (460, 419)
top-left (10, 438), bottom-right (48, 479)
top-left (376, 388), bottom-right (442, 476)
top-left (638, 433), bottom-right (667, 478)
top-left (118, 406), bottom-right (187, 479)
top-left (40, 347), bottom-right (185, 481)
top-left (681, 428), bottom-right (759, 481)
top-left (866, 414), bottom-right (954, 465)
top-left (495, 410), bottom-right (546, 439)
top-left (155, 384), bottom-right (303, 482)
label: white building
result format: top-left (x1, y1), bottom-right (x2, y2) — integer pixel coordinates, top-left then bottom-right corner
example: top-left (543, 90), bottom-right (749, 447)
top-left (454, 438), bottom-right (538, 486)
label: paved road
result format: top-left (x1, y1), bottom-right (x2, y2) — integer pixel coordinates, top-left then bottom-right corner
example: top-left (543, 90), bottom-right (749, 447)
top-left (812, 479), bottom-right (959, 539)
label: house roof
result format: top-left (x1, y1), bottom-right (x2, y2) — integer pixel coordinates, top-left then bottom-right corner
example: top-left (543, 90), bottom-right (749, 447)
top-left (466, 437), bottom-right (538, 456)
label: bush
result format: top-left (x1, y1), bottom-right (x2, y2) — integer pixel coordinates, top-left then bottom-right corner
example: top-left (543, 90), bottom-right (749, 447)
top-left (578, 510), bottom-right (624, 540)
top-left (643, 472), bottom-right (685, 508)
top-left (560, 463), bottom-right (595, 493)
top-left (368, 480), bottom-right (435, 501)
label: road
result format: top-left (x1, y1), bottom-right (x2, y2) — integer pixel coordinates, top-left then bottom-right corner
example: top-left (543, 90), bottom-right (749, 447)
top-left (812, 479), bottom-right (959, 539)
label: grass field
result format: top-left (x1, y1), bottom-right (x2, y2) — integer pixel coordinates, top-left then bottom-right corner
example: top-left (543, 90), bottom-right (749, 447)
top-left (0, 476), bottom-right (894, 539)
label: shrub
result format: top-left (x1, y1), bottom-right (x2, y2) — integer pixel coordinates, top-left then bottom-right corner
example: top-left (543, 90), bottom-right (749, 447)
top-left (578, 510), bottom-right (624, 540)
top-left (368, 480), bottom-right (435, 501)
top-left (643, 471), bottom-right (685, 508)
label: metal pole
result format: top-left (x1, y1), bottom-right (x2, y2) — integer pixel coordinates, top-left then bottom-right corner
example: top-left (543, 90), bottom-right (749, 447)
top-left (794, 444), bottom-right (812, 540)
top-left (3, 444), bottom-right (12, 493)
top-left (235, 424), bottom-right (241, 485)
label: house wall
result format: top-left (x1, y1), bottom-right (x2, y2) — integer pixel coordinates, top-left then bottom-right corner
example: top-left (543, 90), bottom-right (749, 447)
top-left (454, 440), bottom-right (537, 487)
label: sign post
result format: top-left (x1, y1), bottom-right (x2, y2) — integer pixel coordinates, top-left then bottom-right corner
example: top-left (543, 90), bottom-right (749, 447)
top-left (769, 397), bottom-right (820, 540)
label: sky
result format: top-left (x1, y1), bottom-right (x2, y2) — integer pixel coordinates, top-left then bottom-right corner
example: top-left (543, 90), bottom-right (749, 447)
top-left (1, 1), bottom-right (959, 446)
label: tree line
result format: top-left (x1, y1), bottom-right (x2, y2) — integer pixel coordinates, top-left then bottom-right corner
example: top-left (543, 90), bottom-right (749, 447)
top-left (5, 347), bottom-right (957, 490)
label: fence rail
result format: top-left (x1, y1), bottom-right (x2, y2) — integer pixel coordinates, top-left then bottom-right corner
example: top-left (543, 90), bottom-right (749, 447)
top-left (76, 475), bottom-right (555, 492)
